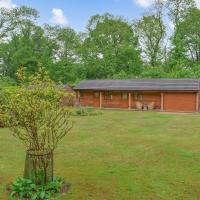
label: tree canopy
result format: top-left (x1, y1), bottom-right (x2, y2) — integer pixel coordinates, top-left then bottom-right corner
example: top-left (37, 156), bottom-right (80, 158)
top-left (0, 0), bottom-right (200, 86)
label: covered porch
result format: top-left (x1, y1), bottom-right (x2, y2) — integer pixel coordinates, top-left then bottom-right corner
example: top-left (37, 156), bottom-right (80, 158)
top-left (77, 90), bottom-right (163, 111)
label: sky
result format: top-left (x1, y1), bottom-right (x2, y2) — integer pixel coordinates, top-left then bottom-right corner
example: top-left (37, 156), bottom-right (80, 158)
top-left (0, 0), bottom-right (155, 31)
top-left (0, 0), bottom-right (200, 32)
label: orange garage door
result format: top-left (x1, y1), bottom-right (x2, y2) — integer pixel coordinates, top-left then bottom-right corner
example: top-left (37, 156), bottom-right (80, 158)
top-left (163, 92), bottom-right (197, 112)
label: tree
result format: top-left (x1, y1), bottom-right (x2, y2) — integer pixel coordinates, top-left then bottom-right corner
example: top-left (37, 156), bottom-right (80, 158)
top-left (165, 0), bottom-right (196, 68)
top-left (135, 14), bottom-right (165, 67)
top-left (82, 13), bottom-right (142, 79)
top-left (1, 66), bottom-right (73, 184)
top-left (0, 6), bottom-right (38, 41)
top-left (166, 0), bottom-right (195, 27)
top-left (44, 25), bottom-right (83, 84)
top-left (0, 6), bottom-right (48, 78)
top-left (177, 8), bottom-right (200, 63)
top-left (0, 23), bottom-right (55, 78)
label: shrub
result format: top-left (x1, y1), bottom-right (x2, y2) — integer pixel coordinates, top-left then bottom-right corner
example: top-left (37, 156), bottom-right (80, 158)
top-left (61, 92), bottom-right (75, 107)
top-left (2, 66), bottom-right (73, 184)
top-left (0, 76), bottom-right (17, 87)
top-left (0, 88), bottom-right (9, 128)
top-left (73, 107), bottom-right (102, 116)
top-left (0, 113), bottom-right (7, 128)
top-left (8, 177), bottom-right (69, 200)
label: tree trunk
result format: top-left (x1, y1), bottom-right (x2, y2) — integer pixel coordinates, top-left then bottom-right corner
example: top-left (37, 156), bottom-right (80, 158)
top-left (23, 149), bottom-right (53, 185)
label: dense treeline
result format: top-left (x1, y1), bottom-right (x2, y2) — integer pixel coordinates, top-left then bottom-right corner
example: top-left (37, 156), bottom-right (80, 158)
top-left (0, 0), bottom-right (200, 86)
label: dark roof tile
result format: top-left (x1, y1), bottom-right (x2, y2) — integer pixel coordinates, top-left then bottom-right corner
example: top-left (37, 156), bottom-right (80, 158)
top-left (74, 79), bottom-right (200, 91)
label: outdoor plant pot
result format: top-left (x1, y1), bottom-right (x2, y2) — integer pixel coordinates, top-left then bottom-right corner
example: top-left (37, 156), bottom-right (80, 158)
top-left (23, 149), bottom-right (53, 185)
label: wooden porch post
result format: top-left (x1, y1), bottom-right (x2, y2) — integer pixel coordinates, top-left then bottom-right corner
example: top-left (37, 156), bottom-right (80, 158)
top-left (128, 92), bottom-right (131, 110)
top-left (100, 91), bottom-right (102, 109)
top-left (196, 92), bottom-right (199, 112)
top-left (161, 92), bottom-right (164, 111)
top-left (77, 91), bottom-right (80, 105)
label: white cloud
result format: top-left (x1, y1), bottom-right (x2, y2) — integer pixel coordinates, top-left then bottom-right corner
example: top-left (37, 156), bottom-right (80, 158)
top-left (0, 0), bottom-right (16, 9)
top-left (50, 8), bottom-right (68, 26)
top-left (133, 0), bottom-right (153, 7)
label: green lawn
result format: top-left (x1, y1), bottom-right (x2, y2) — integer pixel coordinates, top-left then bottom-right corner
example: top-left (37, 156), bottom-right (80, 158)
top-left (0, 110), bottom-right (200, 200)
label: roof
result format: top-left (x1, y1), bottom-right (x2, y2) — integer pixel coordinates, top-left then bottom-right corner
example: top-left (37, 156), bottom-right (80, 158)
top-left (63, 84), bottom-right (74, 92)
top-left (74, 79), bottom-right (200, 91)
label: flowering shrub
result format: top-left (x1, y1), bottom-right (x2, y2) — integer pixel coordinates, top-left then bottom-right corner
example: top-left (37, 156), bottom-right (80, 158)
top-left (1, 66), bottom-right (73, 184)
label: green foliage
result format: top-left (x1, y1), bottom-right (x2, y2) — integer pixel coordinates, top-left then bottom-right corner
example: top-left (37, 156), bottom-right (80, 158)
top-left (0, 6), bottom-right (39, 40)
top-left (10, 178), bottom-right (36, 199)
top-left (0, 77), bottom-right (17, 87)
top-left (9, 177), bottom-right (69, 200)
top-left (0, 6), bottom-right (42, 79)
top-left (0, 86), bottom-right (19, 113)
top-left (135, 14), bottom-right (165, 67)
top-left (112, 70), bottom-right (130, 79)
top-left (1, 3), bottom-right (200, 83)
top-left (81, 13), bottom-right (142, 79)
top-left (44, 25), bottom-right (82, 84)
top-left (177, 8), bottom-right (200, 64)
top-left (140, 66), bottom-right (166, 78)
top-left (73, 107), bottom-right (102, 116)
top-left (167, 1), bottom-right (198, 67)
top-left (0, 87), bottom-right (16, 128)
top-left (166, 0), bottom-right (195, 26)
top-left (2, 66), bottom-right (72, 151)
top-left (0, 113), bottom-right (7, 128)
top-left (0, 24), bottom-right (54, 79)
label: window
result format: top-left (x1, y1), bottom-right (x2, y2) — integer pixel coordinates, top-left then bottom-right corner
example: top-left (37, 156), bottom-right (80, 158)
top-left (122, 92), bottom-right (128, 100)
top-left (94, 91), bottom-right (100, 99)
top-left (134, 92), bottom-right (142, 100)
top-left (104, 91), bottom-right (112, 100)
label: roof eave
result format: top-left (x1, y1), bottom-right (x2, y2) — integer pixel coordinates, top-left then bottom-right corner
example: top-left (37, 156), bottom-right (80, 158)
top-left (74, 88), bottom-right (199, 91)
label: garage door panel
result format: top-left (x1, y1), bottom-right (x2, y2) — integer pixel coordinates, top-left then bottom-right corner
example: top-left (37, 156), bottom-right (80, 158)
top-left (163, 93), bottom-right (196, 112)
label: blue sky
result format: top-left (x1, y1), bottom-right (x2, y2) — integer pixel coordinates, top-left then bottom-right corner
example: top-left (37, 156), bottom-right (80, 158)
top-left (1, 0), bottom-right (199, 31)
top-left (0, 0), bottom-right (152, 31)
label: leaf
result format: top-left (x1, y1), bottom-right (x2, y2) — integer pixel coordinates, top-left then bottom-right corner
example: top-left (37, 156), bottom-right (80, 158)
top-left (39, 191), bottom-right (46, 199)
top-left (30, 193), bottom-right (38, 200)
top-left (10, 191), bottom-right (17, 197)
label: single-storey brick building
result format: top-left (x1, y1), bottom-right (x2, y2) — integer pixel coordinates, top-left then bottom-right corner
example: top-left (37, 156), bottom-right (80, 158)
top-left (74, 79), bottom-right (200, 112)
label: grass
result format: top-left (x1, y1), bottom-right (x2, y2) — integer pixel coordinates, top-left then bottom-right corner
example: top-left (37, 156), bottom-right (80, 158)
top-left (0, 110), bottom-right (200, 200)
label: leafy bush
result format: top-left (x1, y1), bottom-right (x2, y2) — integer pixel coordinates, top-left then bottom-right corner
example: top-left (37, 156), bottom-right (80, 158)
top-left (0, 76), bottom-right (17, 87)
top-left (8, 177), bottom-right (69, 200)
top-left (61, 92), bottom-right (75, 107)
top-left (0, 88), bottom-right (10, 128)
top-left (0, 113), bottom-right (7, 128)
top-left (2, 67), bottom-right (73, 184)
top-left (3, 67), bottom-right (72, 151)
top-left (72, 107), bottom-right (102, 116)
top-left (140, 66), bottom-right (166, 78)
